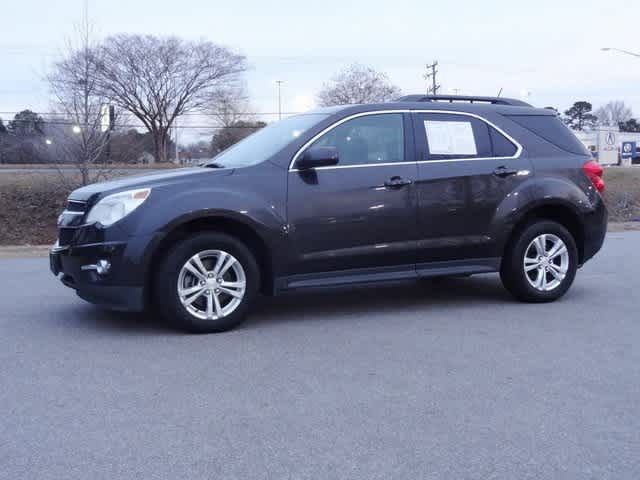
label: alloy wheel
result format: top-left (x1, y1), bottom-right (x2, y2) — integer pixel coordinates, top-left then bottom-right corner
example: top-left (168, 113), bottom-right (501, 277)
top-left (177, 249), bottom-right (246, 320)
top-left (523, 234), bottom-right (569, 292)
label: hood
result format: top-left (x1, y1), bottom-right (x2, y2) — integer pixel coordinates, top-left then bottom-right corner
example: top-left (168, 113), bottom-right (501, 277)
top-left (68, 167), bottom-right (233, 202)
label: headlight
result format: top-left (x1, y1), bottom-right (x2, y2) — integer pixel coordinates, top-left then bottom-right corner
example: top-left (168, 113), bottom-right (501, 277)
top-left (86, 188), bottom-right (151, 226)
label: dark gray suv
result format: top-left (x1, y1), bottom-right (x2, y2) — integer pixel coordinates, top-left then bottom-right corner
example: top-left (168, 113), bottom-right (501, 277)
top-left (50, 95), bottom-right (608, 332)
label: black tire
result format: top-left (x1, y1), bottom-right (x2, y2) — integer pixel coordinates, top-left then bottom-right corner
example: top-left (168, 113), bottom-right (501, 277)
top-left (500, 220), bottom-right (578, 303)
top-left (154, 232), bottom-right (260, 333)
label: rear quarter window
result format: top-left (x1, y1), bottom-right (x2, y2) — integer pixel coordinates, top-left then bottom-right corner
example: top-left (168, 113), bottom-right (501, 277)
top-left (506, 114), bottom-right (590, 156)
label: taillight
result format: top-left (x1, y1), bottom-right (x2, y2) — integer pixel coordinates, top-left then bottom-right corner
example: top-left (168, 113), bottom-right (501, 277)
top-left (583, 160), bottom-right (605, 193)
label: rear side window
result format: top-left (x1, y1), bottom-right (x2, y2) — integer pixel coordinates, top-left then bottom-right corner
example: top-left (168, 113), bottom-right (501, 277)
top-left (506, 114), bottom-right (590, 156)
top-left (490, 127), bottom-right (518, 157)
top-left (417, 112), bottom-right (517, 160)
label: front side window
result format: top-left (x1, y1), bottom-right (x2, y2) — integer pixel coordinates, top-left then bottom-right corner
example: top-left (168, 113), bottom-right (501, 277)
top-left (309, 113), bottom-right (405, 166)
top-left (418, 112), bottom-right (517, 160)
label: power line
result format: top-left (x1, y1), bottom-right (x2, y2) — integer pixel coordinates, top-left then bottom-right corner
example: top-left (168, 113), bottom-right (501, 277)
top-left (0, 111), bottom-right (308, 117)
top-left (0, 118), bottom-right (278, 129)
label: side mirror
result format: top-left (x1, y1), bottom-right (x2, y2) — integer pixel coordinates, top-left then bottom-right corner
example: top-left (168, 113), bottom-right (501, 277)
top-left (296, 146), bottom-right (339, 170)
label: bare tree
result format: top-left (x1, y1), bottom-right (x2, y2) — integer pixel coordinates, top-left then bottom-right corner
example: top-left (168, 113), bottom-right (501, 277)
top-left (210, 120), bottom-right (266, 155)
top-left (48, 17), bottom-right (112, 185)
top-left (206, 85), bottom-right (252, 128)
top-left (316, 63), bottom-right (402, 107)
top-left (595, 100), bottom-right (633, 127)
top-left (94, 34), bottom-right (247, 163)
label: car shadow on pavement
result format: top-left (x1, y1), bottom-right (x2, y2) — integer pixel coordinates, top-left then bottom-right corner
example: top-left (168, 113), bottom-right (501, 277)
top-left (246, 274), bottom-right (512, 329)
top-left (65, 274), bottom-right (512, 335)
top-left (64, 304), bottom-right (180, 335)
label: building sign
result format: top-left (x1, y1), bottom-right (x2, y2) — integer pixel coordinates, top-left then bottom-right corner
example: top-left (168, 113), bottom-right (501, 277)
top-left (597, 129), bottom-right (619, 165)
top-left (622, 141), bottom-right (636, 159)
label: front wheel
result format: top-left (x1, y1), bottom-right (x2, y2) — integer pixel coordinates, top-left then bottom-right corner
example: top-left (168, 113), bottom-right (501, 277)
top-left (155, 232), bottom-right (259, 333)
top-left (500, 220), bottom-right (578, 303)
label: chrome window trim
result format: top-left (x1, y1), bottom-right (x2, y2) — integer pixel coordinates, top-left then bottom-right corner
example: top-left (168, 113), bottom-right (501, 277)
top-left (288, 109), bottom-right (523, 172)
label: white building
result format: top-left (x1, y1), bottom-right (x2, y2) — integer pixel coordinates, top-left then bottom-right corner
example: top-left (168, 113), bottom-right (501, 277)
top-left (575, 127), bottom-right (640, 166)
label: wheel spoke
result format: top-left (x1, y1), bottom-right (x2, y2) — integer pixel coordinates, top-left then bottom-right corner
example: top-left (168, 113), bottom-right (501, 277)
top-left (547, 267), bottom-right (561, 280)
top-left (534, 267), bottom-right (546, 289)
top-left (220, 286), bottom-right (243, 298)
top-left (184, 262), bottom-right (206, 282)
top-left (184, 288), bottom-right (205, 306)
top-left (220, 280), bottom-right (245, 289)
top-left (206, 292), bottom-right (213, 319)
top-left (213, 292), bottom-right (223, 317)
top-left (525, 262), bottom-right (540, 272)
top-left (212, 252), bottom-right (228, 276)
top-left (548, 263), bottom-right (565, 279)
top-left (549, 244), bottom-right (567, 260)
top-left (218, 256), bottom-right (237, 277)
top-left (191, 254), bottom-right (210, 276)
top-left (534, 235), bottom-right (546, 256)
top-left (179, 284), bottom-right (204, 297)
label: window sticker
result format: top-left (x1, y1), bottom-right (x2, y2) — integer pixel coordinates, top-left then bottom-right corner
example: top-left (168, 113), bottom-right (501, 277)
top-left (424, 120), bottom-right (477, 156)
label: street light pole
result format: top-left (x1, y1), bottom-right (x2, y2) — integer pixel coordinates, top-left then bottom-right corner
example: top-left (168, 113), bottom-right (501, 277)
top-left (601, 47), bottom-right (640, 58)
top-left (276, 80), bottom-right (284, 120)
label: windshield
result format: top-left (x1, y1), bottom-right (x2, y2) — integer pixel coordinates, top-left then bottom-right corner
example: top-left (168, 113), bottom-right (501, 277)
top-left (204, 113), bottom-right (329, 168)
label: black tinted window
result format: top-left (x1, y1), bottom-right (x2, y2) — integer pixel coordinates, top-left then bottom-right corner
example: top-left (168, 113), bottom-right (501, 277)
top-left (506, 114), bottom-right (589, 155)
top-left (490, 127), bottom-right (518, 157)
top-left (312, 114), bottom-right (405, 166)
top-left (418, 113), bottom-right (492, 160)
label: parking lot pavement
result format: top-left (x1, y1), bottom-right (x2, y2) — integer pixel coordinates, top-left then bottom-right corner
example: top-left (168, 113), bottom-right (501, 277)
top-left (1, 232), bottom-right (639, 479)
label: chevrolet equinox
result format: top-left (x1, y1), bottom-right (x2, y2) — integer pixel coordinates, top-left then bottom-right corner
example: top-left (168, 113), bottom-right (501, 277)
top-left (50, 95), bottom-right (608, 332)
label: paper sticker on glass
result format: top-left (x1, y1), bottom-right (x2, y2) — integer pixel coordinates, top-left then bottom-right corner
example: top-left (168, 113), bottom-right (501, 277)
top-left (424, 120), bottom-right (477, 156)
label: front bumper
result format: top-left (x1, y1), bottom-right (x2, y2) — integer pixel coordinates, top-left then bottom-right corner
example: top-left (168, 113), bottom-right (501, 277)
top-left (50, 240), bottom-right (145, 312)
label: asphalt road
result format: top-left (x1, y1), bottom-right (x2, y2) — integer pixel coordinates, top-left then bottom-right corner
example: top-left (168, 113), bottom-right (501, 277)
top-left (1, 232), bottom-right (639, 479)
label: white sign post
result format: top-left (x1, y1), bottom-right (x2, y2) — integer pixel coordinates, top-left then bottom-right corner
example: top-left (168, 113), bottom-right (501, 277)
top-left (597, 128), bottom-right (619, 165)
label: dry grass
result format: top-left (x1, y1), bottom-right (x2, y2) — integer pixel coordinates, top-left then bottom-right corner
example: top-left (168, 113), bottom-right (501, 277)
top-left (0, 174), bottom-right (71, 245)
top-left (602, 166), bottom-right (640, 222)
top-left (0, 166), bottom-right (639, 246)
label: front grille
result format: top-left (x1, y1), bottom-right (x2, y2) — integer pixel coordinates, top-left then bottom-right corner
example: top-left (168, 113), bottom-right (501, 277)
top-left (57, 199), bottom-right (88, 247)
top-left (66, 200), bottom-right (87, 213)
top-left (58, 229), bottom-right (75, 247)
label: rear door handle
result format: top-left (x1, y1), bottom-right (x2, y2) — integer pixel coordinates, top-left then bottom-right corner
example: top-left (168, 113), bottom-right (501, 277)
top-left (384, 176), bottom-right (413, 188)
top-left (493, 166), bottom-right (518, 178)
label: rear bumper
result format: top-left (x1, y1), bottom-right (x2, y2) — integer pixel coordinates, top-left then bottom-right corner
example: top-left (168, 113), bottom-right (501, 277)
top-left (582, 195), bottom-right (608, 264)
top-left (50, 239), bottom-right (147, 312)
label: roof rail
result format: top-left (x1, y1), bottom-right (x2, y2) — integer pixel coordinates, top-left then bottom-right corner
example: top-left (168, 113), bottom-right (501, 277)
top-left (396, 94), bottom-right (532, 107)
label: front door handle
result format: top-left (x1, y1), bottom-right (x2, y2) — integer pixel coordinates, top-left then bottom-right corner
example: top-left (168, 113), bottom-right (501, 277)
top-left (493, 166), bottom-right (518, 178)
top-left (384, 176), bottom-right (413, 189)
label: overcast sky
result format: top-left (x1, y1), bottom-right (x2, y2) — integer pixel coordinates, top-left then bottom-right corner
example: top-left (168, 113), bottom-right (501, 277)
top-left (1, 0), bottom-right (639, 140)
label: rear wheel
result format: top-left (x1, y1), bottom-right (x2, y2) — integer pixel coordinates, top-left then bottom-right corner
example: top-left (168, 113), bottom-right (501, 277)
top-left (155, 232), bottom-right (259, 333)
top-left (500, 220), bottom-right (578, 303)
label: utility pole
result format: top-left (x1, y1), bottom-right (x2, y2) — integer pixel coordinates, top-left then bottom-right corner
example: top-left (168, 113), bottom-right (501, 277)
top-left (276, 80), bottom-right (284, 120)
top-left (174, 118), bottom-right (179, 164)
top-left (424, 61), bottom-right (440, 95)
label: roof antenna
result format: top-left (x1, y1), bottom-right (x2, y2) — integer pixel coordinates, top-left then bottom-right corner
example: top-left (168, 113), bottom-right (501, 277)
top-left (497, 88), bottom-right (503, 97)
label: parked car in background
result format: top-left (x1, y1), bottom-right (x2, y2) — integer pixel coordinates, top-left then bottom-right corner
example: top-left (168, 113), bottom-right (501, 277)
top-left (50, 95), bottom-right (607, 332)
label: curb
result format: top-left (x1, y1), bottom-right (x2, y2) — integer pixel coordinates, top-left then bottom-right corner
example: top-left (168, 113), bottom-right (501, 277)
top-left (0, 245), bottom-right (52, 258)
